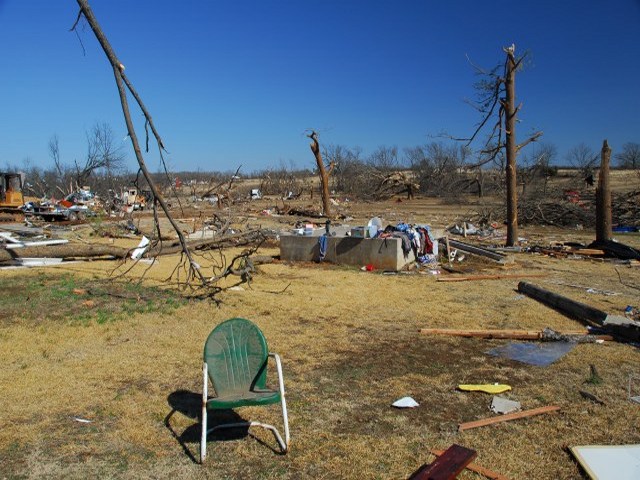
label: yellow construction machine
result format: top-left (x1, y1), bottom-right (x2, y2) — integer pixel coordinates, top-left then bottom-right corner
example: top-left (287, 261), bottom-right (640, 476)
top-left (0, 172), bottom-right (25, 220)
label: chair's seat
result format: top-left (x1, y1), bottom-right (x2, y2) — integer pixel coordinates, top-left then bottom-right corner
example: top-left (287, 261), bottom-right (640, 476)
top-left (207, 388), bottom-right (281, 409)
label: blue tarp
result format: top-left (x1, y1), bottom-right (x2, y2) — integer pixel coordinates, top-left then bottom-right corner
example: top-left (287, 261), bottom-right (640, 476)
top-left (486, 342), bottom-right (576, 367)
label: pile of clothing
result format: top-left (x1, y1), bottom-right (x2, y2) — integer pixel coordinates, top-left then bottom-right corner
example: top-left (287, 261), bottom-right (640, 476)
top-left (377, 223), bottom-right (437, 259)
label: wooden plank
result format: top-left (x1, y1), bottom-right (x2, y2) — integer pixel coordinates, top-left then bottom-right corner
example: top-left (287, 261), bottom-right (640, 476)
top-left (420, 328), bottom-right (542, 339)
top-left (437, 273), bottom-right (547, 282)
top-left (572, 249), bottom-right (605, 256)
top-left (429, 449), bottom-right (511, 480)
top-left (418, 328), bottom-right (614, 341)
top-left (458, 405), bottom-right (560, 432)
top-left (412, 444), bottom-right (477, 480)
top-left (422, 328), bottom-right (561, 340)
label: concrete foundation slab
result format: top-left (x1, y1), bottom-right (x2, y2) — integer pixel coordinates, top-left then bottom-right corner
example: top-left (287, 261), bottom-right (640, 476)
top-left (280, 234), bottom-right (416, 271)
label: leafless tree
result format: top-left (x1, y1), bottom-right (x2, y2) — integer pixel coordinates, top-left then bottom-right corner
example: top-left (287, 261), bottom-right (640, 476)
top-left (367, 145), bottom-right (399, 171)
top-left (615, 142), bottom-right (640, 169)
top-left (258, 162), bottom-right (307, 198)
top-left (78, 122), bottom-right (126, 191)
top-left (566, 143), bottom-right (597, 170)
top-left (49, 134), bottom-right (64, 178)
top-left (519, 142), bottom-right (557, 196)
top-left (455, 45), bottom-right (542, 246)
top-left (565, 143), bottom-right (598, 184)
top-left (407, 142), bottom-right (474, 198)
top-left (46, 123), bottom-right (125, 197)
top-left (330, 145), bottom-right (380, 198)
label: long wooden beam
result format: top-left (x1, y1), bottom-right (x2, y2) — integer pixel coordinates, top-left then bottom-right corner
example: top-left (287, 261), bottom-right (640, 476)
top-left (419, 328), bottom-right (613, 341)
top-left (437, 273), bottom-right (547, 282)
top-left (458, 405), bottom-right (561, 432)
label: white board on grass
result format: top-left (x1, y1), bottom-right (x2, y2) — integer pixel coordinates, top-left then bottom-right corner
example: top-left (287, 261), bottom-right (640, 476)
top-left (570, 444), bottom-right (640, 480)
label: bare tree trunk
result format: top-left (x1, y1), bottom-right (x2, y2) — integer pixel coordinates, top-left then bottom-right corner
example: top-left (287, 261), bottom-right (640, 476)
top-left (307, 131), bottom-right (332, 217)
top-left (505, 50), bottom-right (518, 247)
top-left (595, 139), bottom-right (612, 242)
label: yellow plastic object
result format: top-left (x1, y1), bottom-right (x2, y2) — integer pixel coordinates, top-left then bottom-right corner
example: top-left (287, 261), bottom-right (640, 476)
top-left (458, 384), bottom-right (512, 394)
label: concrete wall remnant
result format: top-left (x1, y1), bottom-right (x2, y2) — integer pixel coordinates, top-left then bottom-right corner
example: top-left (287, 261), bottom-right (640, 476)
top-left (280, 234), bottom-right (415, 271)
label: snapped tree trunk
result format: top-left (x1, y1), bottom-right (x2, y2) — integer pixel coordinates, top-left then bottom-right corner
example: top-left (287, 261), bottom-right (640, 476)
top-left (504, 50), bottom-right (518, 247)
top-left (595, 139), bottom-right (612, 243)
top-left (308, 131), bottom-right (332, 217)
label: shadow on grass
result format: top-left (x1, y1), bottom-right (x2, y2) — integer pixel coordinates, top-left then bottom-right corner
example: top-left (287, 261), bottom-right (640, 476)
top-left (164, 389), bottom-right (283, 464)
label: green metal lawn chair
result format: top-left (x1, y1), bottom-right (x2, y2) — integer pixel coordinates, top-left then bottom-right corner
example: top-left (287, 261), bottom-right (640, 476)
top-left (200, 318), bottom-right (289, 463)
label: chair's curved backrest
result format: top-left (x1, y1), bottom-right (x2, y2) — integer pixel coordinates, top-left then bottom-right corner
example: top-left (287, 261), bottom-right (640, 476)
top-left (204, 318), bottom-right (269, 395)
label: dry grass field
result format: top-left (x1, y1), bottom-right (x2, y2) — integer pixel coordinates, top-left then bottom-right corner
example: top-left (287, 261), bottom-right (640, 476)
top-left (0, 189), bottom-right (639, 479)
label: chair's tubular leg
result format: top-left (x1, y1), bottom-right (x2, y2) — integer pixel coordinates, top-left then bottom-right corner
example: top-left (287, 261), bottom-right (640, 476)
top-left (200, 362), bottom-right (208, 464)
top-left (269, 352), bottom-right (290, 451)
top-left (209, 422), bottom-right (286, 452)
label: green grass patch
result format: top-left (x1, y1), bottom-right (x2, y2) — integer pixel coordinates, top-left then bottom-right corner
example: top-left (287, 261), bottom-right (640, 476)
top-left (0, 273), bottom-right (186, 326)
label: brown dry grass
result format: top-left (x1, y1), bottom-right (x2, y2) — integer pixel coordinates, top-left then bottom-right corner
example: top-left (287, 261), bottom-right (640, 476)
top-left (1, 198), bottom-right (640, 479)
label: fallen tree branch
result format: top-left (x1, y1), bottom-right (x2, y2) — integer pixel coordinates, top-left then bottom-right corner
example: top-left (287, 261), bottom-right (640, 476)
top-left (0, 230), bottom-right (269, 264)
top-left (74, 0), bottom-right (208, 290)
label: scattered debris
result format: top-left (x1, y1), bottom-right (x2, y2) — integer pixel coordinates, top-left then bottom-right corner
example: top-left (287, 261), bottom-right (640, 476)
top-left (588, 239), bottom-right (640, 260)
top-left (628, 374), bottom-right (640, 404)
top-left (458, 384), bottom-right (512, 394)
top-left (458, 405), bottom-right (560, 432)
top-left (15, 257), bottom-right (64, 267)
top-left (625, 305), bottom-right (639, 321)
top-left (490, 396), bottom-right (522, 415)
top-left (540, 328), bottom-right (610, 343)
top-left (392, 396), bottom-right (419, 408)
top-left (579, 390), bottom-right (606, 406)
top-left (131, 236), bottom-right (150, 260)
top-left (0, 232), bottom-right (68, 249)
top-left (549, 281), bottom-right (619, 296)
top-left (71, 416), bottom-right (92, 424)
top-left (447, 239), bottom-right (512, 264)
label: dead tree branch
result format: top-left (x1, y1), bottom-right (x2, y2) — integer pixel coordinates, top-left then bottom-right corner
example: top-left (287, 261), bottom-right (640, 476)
top-left (74, 0), bottom-right (210, 290)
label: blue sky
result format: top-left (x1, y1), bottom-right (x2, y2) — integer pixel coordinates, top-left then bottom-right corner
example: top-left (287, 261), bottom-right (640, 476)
top-left (1, 0), bottom-right (639, 173)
